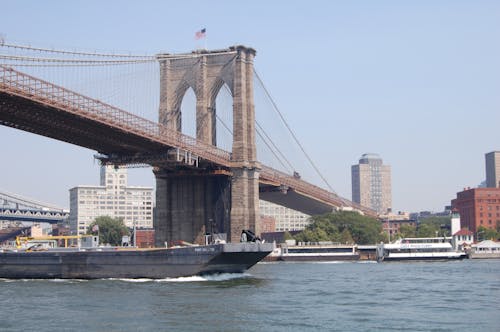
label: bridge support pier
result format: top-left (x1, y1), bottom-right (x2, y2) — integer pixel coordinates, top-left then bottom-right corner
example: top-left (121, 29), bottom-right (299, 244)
top-left (154, 170), bottom-right (231, 246)
top-left (230, 168), bottom-right (260, 243)
top-left (156, 45), bottom-right (260, 244)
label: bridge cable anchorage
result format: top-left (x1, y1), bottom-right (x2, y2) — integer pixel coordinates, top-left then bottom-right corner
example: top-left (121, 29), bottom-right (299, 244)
top-left (253, 68), bottom-right (337, 194)
top-left (0, 42), bottom-right (155, 59)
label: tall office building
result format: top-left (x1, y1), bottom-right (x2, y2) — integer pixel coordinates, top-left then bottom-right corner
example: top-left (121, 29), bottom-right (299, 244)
top-left (69, 166), bottom-right (153, 235)
top-left (351, 153), bottom-right (391, 214)
top-left (485, 151), bottom-right (500, 188)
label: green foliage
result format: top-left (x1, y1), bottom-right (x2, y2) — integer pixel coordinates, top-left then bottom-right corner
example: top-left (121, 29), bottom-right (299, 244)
top-left (418, 216), bottom-right (451, 237)
top-left (398, 224), bottom-right (416, 238)
top-left (294, 211), bottom-right (385, 245)
top-left (88, 216), bottom-right (130, 246)
top-left (283, 231), bottom-right (294, 241)
top-left (416, 223), bottom-right (438, 237)
top-left (477, 226), bottom-right (500, 241)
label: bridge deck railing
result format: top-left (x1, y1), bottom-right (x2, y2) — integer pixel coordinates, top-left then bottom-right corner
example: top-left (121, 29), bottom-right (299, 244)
top-left (0, 65), bottom-right (232, 166)
top-left (0, 66), bottom-right (375, 216)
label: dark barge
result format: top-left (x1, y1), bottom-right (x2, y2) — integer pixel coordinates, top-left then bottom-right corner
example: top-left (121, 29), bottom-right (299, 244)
top-left (0, 242), bottom-right (273, 279)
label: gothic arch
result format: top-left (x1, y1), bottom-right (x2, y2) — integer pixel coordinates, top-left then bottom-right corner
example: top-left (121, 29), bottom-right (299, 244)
top-left (155, 46), bottom-right (260, 244)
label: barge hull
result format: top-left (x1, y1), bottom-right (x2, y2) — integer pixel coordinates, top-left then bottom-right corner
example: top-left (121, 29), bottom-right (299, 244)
top-left (0, 243), bottom-right (273, 279)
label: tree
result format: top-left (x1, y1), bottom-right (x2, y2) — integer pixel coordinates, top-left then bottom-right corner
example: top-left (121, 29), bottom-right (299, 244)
top-left (399, 224), bottom-right (416, 238)
top-left (477, 226), bottom-right (499, 241)
top-left (88, 216), bottom-right (130, 246)
top-left (416, 223), bottom-right (438, 238)
top-left (418, 216), bottom-right (451, 236)
top-left (339, 228), bottom-right (354, 244)
top-left (293, 211), bottom-right (385, 245)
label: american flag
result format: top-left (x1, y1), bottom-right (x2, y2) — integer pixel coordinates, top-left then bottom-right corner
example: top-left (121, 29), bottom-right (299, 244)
top-left (195, 28), bottom-right (206, 40)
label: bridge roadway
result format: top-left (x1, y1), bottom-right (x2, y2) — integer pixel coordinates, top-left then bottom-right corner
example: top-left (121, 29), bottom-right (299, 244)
top-left (0, 65), bottom-right (375, 217)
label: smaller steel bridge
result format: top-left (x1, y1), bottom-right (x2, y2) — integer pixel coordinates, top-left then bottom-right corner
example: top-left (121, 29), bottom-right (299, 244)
top-left (0, 190), bottom-right (69, 224)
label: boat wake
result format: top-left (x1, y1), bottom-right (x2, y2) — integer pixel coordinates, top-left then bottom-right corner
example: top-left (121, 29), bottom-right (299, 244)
top-left (158, 273), bottom-right (253, 283)
top-left (0, 273), bottom-right (253, 283)
top-left (104, 273), bottom-right (254, 283)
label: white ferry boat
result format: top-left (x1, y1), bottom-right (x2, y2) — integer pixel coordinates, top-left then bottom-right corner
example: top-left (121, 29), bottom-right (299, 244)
top-left (376, 237), bottom-right (466, 262)
top-left (266, 241), bottom-right (359, 262)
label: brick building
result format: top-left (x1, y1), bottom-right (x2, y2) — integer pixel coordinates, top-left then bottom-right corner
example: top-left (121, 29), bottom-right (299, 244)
top-left (451, 188), bottom-right (500, 233)
top-left (135, 228), bottom-right (155, 248)
top-left (381, 219), bottom-right (416, 240)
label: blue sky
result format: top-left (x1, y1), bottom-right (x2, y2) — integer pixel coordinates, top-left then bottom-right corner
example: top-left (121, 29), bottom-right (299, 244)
top-left (1, 0), bottom-right (499, 212)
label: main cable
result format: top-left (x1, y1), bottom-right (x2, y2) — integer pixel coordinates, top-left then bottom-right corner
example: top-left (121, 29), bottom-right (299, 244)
top-left (0, 42), bottom-right (154, 59)
top-left (253, 68), bottom-right (336, 193)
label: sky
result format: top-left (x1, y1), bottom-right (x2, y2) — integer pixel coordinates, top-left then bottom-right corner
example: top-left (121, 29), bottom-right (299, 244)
top-left (1, 0), bottom-right (499, 213)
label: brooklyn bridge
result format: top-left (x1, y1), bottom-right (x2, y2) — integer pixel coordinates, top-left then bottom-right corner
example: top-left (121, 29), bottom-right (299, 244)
top-left (0, 42), bottom-right (375, 245)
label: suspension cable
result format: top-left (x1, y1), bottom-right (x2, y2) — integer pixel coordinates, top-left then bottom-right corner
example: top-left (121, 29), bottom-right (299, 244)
top-left (255, 120), bottom-right (295, 171)
top-left (253, 68), bottom-right (336, 193)
top-left (0, 54), bottom-right (155, 64)
top-left (0, 42), bottom-right (154, 59)
top-left (256, 126), bottom-right (293, 172)
top-left (215, 114), bottom-right (232, 135)
top-left (221, 84), bottom-right (293, 171)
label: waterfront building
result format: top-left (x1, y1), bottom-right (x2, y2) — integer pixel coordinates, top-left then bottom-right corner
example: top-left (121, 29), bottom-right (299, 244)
top-left (485, 151), bottom-right (500, 188)
top-left (259, 200), bottom-right (310, 232)
top-left (69, 166), bottom-right (154, 235)
top-left (381, 219), bottom-right (416, 240)
top-left (451, 187), bottom-right (500, 233)
top-left (351, 153), bottom-right (392, 214)
top-left (452, 228), bottom-right (474, 251)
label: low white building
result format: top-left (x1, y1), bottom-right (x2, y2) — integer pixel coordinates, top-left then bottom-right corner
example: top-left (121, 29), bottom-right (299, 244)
top-left (470, 240), bottom-right (500, 258)
top-left (69, 166), bottom-right (153, 235)
top-left (452, 228), bottom-right (474, 251)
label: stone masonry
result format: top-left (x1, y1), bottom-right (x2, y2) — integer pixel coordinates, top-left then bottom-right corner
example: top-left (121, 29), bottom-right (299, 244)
top-left (155, 46), bottom-right (260, 245)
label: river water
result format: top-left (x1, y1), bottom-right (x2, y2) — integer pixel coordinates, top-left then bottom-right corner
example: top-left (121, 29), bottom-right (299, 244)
top-left (1, 259), bottom-right (499, 331)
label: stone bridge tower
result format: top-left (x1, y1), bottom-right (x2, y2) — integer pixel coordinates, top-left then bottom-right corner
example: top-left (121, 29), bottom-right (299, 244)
top-left (154, 46), bottom-right (260, 245)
